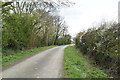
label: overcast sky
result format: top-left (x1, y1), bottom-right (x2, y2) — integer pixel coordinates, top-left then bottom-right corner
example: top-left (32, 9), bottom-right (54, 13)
top-left (59, 0), bottom-right (119, 37)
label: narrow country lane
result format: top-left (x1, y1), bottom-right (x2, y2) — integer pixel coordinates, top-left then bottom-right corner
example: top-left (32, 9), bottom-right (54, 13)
top-left (2, 45), bottom-right (68, 78)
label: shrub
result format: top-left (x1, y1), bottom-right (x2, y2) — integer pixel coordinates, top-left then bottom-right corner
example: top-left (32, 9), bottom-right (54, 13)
top-left (75, 22), bottom-right (119, 78)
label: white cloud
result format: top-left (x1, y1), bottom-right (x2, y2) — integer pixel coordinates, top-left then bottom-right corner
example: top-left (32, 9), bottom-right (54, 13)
top-left (59, 0), bottom-right (119, 37)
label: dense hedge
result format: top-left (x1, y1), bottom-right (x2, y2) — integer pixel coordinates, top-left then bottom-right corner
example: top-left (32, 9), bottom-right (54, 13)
top-left (75, 22), bottom-right (120, 78)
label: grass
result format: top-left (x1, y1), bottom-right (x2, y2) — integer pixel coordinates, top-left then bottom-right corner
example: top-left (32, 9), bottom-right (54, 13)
top-left (64, 46), bottom-right (109, 78)
top-left (2, 46), bottom-right (56, 67)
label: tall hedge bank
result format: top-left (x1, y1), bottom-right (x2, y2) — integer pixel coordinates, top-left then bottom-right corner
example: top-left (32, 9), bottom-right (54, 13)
top-left (75, 22), bottom-right (120, 78)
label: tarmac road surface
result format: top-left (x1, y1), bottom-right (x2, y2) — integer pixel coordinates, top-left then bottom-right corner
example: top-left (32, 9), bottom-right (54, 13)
top-left (2, 45), bottom-right (69, 78)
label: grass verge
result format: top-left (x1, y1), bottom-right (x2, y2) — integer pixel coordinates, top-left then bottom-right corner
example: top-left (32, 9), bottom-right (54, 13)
top-left (2, 46), bottom-right (56, 67)
top-left (64, 46), bottom-right (109, 78)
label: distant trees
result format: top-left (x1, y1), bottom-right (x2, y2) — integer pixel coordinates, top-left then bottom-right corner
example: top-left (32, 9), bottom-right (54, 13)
top-left (1, 0), bottom-right (72, 50)
top-left (75, 22), bottom-right (119, 78)
top-left (56, 34), bottom-right (72, 45)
